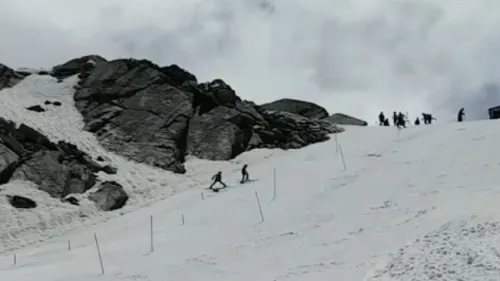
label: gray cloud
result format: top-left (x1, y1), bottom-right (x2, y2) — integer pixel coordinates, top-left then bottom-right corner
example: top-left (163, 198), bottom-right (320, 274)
top-left (1, 0), bottom-right (499, 122)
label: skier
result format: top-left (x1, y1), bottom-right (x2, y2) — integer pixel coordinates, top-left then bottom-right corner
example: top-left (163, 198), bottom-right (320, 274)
top-left (392, 111), bottom-right (398, 126)
top-left (240, 164), bottom-right (249, 184)
top-left (396, 112), bottom-right (406, 128)
top-left (209, 171), bottom-right (227, 190)
top-left (457, 108), bottom-right (465, 122)
top-left (378, 112), bottom-right (385, 126)
top-left (422, 113), bottom-right (436, 124)
top-left (414, 117), bottom-right (420, 125)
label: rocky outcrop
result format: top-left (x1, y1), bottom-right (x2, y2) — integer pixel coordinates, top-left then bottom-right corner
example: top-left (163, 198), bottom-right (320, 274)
top-left (252, 110), bottom-right (340, 149)
top-left (260, 98), bottom-right (329, 119)
top-left (63, 56), bottom-right (342, 172)
top-left (89, 181), bottom-right (128, 211)
top-left (0, 64), bottom-right (30, 90)
top-left (51, 55), bottom-right (107, 79)
top-left (0, 118), bottom-right (120, 201)
top-left (323, 113), bottom-right (368, 126)
top-left (7, 195), bottom-right (37, 209)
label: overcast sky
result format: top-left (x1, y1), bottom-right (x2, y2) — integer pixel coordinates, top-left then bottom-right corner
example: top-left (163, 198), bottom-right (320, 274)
top-left (1, 0), bottom-right (500, 123)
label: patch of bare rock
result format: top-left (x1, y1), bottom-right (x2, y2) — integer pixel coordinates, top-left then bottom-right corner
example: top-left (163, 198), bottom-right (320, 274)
top-left (0, 117), bottom-right (124, 211)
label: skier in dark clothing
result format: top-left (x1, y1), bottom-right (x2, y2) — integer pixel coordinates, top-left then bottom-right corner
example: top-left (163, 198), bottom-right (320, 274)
top-left (457, 108), bottom-right (465, 122)
top-left (422, 113), bottom-right (436, 124)
top-left (414, 117), bottom-right (420, 125)
top-left (240, 164), bottom-right (249, 184)
top-left (396, 112), bottom-right (406, 128)
top-left (378, 112), bottom-right (385, 126)
top-left (393, 111), bottom-right (398, 126)
top-left (209, 171), bottom-right (227, 190)
top-left (383, 119), bottom-right (390, 126)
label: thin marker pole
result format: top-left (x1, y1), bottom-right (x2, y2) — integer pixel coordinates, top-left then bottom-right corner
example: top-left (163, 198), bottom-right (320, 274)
top-left (150, 215), bottom-right (154, 253)
top-left (94, 233), bottom-right (105, 275)
top-left (254, 191), bottom-right (264, 222)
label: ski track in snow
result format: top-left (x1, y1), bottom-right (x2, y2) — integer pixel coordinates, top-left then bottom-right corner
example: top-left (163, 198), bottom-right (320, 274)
top-left (1, 74), bottom-right (500, 280)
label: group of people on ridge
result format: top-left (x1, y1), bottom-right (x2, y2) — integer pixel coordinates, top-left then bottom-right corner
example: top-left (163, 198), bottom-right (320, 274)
top-left (209, 164), bottom-right (250, 191)
top-left (378, 108), bottom-right (465, 128)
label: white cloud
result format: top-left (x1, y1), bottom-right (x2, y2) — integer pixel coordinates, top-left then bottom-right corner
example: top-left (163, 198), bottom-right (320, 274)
top-left (1, 0), bottom-right (500, 122)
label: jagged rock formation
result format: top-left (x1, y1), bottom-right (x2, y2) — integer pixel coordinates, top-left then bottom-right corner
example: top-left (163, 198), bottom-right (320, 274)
top-left (0, 64), bottom-right (30, 90)
top-left (260, 98), bottom-right (329, 119)
top-left (46, 55), bottom-right (344, 173)
top-left (323, 113), bottom-right (368, 126)
top-left (0, 56), bottom-right (346, 177)
top-left (0, 118), bottom-right (122, 209)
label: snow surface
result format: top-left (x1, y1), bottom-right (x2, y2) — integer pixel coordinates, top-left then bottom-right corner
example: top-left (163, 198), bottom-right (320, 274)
top-left (2, 75), bottom-right (500, 280)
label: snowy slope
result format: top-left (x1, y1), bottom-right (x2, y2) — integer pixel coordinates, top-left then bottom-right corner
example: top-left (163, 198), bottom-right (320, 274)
top-left (1, 82), bottom-right (500, 280)
top-left (0, 74), bottom-right (287, 253)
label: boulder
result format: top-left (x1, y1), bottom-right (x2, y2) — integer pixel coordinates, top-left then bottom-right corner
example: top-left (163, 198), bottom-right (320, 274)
top-left (89, 181), bottom-right (128, 211)
top-left (323, 113), bottom-right (368, 126)
top-left (102, 165), bottom-right (117, 175)
top-left (7, 195), bottom-right (37, 209)
top-left (260, 98), bottom-right (329, 119)
top-left (0, 64), bottom-right (30, 90)
top-left (63, 196), bottom-right (80, 206)
top-left (0, 117), bottom-right (116, 199)
top-left (26, 105), bottom-right (45, 112)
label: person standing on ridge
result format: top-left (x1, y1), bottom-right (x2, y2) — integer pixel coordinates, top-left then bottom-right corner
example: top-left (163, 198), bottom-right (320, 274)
top-left (422, 113), bottom-right (436, 124)
top-left (457, 108), bottom-right (465, 122)
top-left (209, 171), bottom-right (227, 190)
top-left (241, 164), bottom-right (249, 184)
top-left (393, 111), bottom-right (398, 126)
top-left (396, 112), bottom-right (406, 128)
top-left (378, 112), bottom-right (385, 126)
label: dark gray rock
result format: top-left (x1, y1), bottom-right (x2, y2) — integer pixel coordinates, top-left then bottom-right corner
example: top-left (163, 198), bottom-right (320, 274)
top-left (53, 101), bottom-right (61, 106)
top-left (323, 113), bottom-right (368, 126)
top-left (26, 105), bottom-right (45, 112)
top-left (7, 195), bottom-right (37, 209)
top-left (44, 100), bottom-right (52, 105)
top-left (102, 165), bottom-right (117, 175)
top-left (0, 143), bottom-right (19, 184)
top-left (65, 55), bottom-right (343, 172)
top-left (160, 64), bottom-right (197, 85)
top-left (63, 196), bottom-right (80, 206)
top-left (73, 59), bottom-right (194, 173)
top-left (254, 110), bottom-right (343, 149)
top-left (187, 106), bottom-right (254, 160)
top-left (0, 64), bottom-right (30, 90)
top-left (51, 55), bottom-right (107, 79)
top-left (0, 118), bottom-right (117, 200)
top-left (89, 181), bottom-right (128, 211)
top-left (260, 98), bottom-right (329, 119)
